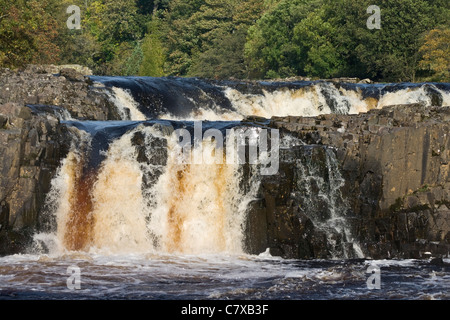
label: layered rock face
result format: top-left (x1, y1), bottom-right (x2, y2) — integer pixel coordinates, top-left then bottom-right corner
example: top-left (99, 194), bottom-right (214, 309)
top-left (0, 66), bottom-right (118, 255)
top-left (246, 104), bottom-right (450, 259)
top-left (0, 65), bottom-right (119, 120)
top-left (0, 103), bottom-right (70, 254)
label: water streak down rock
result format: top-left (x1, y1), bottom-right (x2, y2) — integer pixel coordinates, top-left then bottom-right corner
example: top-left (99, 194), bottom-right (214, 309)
top-left (0, 103), bottom-right (71, 255)
top-left (250, 104), bottom-right (450, 259)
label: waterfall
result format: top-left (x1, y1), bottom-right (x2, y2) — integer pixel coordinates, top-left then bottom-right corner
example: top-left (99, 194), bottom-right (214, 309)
top-left (148, 133), bottom-right (249, 254)
top-left (293, 146), bottom-right (364, 259)
top-left (94, 76), bottom-right (450, 121)
top-left (105, 87), bottom-right (147, 121)
top-left (223, 82), bottom-right (359, 118)
top-left (40, 121), bottom-right (262, 255)
top-left (35, 77), bottom-right (450, 259)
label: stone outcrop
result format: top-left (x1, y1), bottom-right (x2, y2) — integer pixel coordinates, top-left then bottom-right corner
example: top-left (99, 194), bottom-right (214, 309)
top-left (0, 103), bottom-right (71, 255)
top-left (0, 66), bottom-right (119, 120)
top-left (0, 65), bottom-right (120, 255)
top-left (22, 64), bottom-right (93, 76)
top-left (245, 104), bottom-right (450, 259)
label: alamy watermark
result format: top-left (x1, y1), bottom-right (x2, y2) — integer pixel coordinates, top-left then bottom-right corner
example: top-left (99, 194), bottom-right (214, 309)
top-left (66, 5), bottom-right (81, 30)
top-left (367, 5), bottom-right (381, 30)
top-left (66, 4), bottom-right (381, 31)
top-left (366, 264), bottom-right (381, 290)
top-left (67, 265), bottom-right (81, 290)
top-left (173, 121), bottom-right (280, 176)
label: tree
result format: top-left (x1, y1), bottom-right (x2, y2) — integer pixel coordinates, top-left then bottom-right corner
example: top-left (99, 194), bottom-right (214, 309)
top-left (245, 0), bottom-right (447, 81)
top-left (350, 0), bottom-right (436, 81)
top-left (140, 20), bottom-right (166, 76)
top-left (189, 28), bottom-right (248, 79)
top-left (293, 8), bottom-right (345, 78)
top-left (136, 0), bottom-right (170, 16)
top-left (2, 0), bottom-right (447, 80)
top-left (418, 28), bottom-right (450, 82)
top-left (56, 0), bottom-right (99, 71)
top-left (0, 0), bottom-right (61, 68)
top-left (188, 0), bottom-right (265, 79)
top-left (125, 42), bottom-right (144, 76)
top-left (162, 0), bottom-right (205, 76)
top-left (84, 0), bottom-right (147, 74)
top-left (244, 0), bottom-right (320, 79)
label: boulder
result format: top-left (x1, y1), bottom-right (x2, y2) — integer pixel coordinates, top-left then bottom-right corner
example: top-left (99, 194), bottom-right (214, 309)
top-left (0, 67), bottom-right (119, 120)
top-left (59, 68), bottom-right (86, 82)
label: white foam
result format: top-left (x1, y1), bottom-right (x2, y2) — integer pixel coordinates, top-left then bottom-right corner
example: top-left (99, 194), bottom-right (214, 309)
top-left (89, 129), bottom-right (153, 254)
top-left (378, 87), bottom-right (431, 108)
top-left (108, 87), bottom-right (147, 121)
top-left (146, 130), bottom-right (261, 254)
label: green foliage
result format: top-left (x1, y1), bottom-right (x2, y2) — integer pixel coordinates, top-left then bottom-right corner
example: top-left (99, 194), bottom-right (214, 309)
top-left (418, 28), bottom-right (450, 82)
top-left (83, 0), bottom-right (148, 74)
top-left (85, 0), bottom-right (145, 45)
top-left (0, 0), bottom-right (61, 68)
top-left (348, 0), bottom-right (436, 82)
top-left (126, 42), bottom-right (144, 76)
top-left (140, 20), bottom-right (166, 77)
top-left (293, 8), bottom-right (344, 78)
top-left (0, 0), bottom-right (448, 81)
top-left (245, 0), bottom-right (318, 79)
top-left (163, 0), bottom-right (265, 77)
top-left (189, 28), bottom-right (248, 79)
top-left (136, 0), bottom-right (170, 16)
top-left (187, 0), bottom-right (265, 78)
top-left (162, 0), bottom-right (205, 76)
top-left (245, 0), bottom-right (447, 81)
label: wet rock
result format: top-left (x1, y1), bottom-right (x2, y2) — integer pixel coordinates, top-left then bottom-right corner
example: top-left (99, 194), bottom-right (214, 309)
top-left (424, 85), bottom-right (443, 107)
top-left (244, 200), bottom-right (269, 255)
top-left (429, 257), bottom-right (444, 265)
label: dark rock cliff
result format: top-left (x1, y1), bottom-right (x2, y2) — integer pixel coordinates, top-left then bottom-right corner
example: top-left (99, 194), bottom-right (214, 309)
top-left (245, 104), bottom-right (450, 259)
top-left (0, 65), bottom-right (119, 120)
top-left (0, 65), bottom-right (118, 255)
top-left (0, 103), bottom-right (70, 255)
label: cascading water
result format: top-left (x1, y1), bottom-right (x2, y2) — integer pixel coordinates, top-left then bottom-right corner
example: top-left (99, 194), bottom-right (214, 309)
top-left (92, 76), bottom-right (450, 120)
top-left (36, 77), bottom-right (450, 257)
top-left (106, 87), bottom-right (147, 121)
top-left (3, 77), bottom-right (449, 301)
top-left (38, 119), bottom-right (264, 256)
top-left (293, 146), bottom-right (364, 259)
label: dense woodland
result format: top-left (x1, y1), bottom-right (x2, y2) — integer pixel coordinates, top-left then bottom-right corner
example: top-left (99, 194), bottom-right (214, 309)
top-left (0, 0), bottom-right (449, 82)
